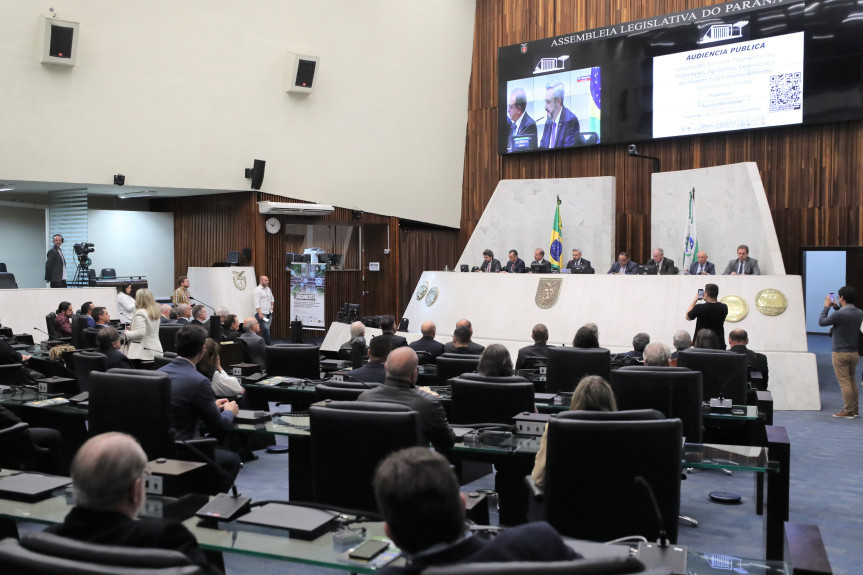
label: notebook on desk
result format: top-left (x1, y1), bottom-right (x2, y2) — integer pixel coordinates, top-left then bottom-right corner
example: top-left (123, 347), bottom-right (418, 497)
top-left (237, 503), bottom-right (338, 540)
top-left (0, 473), bottom-right (71, 501)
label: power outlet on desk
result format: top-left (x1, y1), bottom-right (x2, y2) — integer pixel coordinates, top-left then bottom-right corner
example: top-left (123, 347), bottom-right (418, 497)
top-left (145, 475), bottom-right (164, 495)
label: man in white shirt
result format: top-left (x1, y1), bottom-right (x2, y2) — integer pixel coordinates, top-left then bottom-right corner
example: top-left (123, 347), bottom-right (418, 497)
top-left (253, 275), bottom-right (275, 345)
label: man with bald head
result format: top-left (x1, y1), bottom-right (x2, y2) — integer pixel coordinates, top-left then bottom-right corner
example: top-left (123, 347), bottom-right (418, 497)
top-left (688, 251), bottom-right (716, 275)
top-left (409, 321), bottom-right (445, 359)
top-left (46, 432), bottom-right (221, 575)
top-left (443, 318), bottom-right (485, 354)
top-left (239, 317), bottom-right (266, 368)
top-left (358, 347), bottom-right (455, 451)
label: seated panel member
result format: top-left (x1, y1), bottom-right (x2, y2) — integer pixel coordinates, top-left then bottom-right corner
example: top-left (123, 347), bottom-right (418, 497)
top-left (723, 244), bottom-right (761, 275)
top-left (644, 248), bottom-right (678, 275)
top-left (688, 250), bottom-right (715, 275)
top-left (46, 432), bottom-right (221, 575)
top-left (527, 248), bottom-right (551, 273)
top-left (607, 251), bottom-right (638, 275)
top-left (374, 447), bottom-right (579, 575)
top-left (565, 248), bottom-right (594, 273)
top-left (515, 324), bottom-right (551, 370)
top-left (538, 80), bottom-right (580, 149)
top-left (501, 249), bottom-right (526, 274)
top-left (478, 249), bottom-right (501, 273)
top-left (409, 321), bottom-right (445, 359)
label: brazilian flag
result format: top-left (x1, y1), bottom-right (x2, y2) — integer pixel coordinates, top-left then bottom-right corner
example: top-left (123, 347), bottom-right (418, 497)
top-left (549, 196), bottom-right (563, 270)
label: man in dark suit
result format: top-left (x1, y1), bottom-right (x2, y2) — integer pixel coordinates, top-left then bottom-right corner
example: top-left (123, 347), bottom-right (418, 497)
top-left (409, 321), bottom-right (445, 359)
top-left (506, 87), bottom-right (537, 152)
top-left (46, 432), bottom-right (221, 575)
top-left (358, 347), bottom-right (455, 452)
top-left (538, 80), bottom-right (580, 149)
top-left (159, 304), bottom-right (174, 323)
top-left (565, 248), bottom-right (594, 273)
top-left (688, 251), bottom-right (716, 275)
top-left (501, 249), bottom-right (526, 273)
top-left (728, 329), bottom-right (769, 389)
top-left (620, 332), bottom-right (650, 360)
top-left (515, 324), bottom-right (551, 370)
top-left (375, 315), bottom-right (408, 350)
top-left (44, 233), bottom-right (67, 288)
top-left (348, 337), bottom-right (389, 384)
top-left (478, 249), bottom-right (501, 273)
top-left (443, 324), bottom-right (485, 355)
top-left (527, 248), bottom-right (551, 273)
top-left (158, 324), bottom-right (241, 492)
top-left (373, 447), bottom-right (579, 575)
top-left (644, 248), bottom-right (678, 275)
top-left (95, 327), bottom-right (134, 370)
top-left (607, 251), bottom-right (639, 274)
top-left (239, 317), bottom-right (267, 369)
top-left (190, 305), bottom-right (207, 327)
top-left (723, 244), bottom-right (761, 275)
top-left (175, 304), bottom-right (192, 324)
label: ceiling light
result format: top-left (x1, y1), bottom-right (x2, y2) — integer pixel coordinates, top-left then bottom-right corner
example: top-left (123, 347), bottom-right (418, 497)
top-left (118, 190), bottom-right (157, 199)
top-left (0, 185), bottom-right (15, 192)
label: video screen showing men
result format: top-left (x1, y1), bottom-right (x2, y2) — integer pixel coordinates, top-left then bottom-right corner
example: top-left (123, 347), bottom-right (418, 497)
top-left (505, 87), bottom-right (537, 152)
top-left (539, 80), bottom-right (580, 149)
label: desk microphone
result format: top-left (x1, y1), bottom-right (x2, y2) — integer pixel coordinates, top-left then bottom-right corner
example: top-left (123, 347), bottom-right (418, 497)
top-left (175, 434), bottom-right (252, 523)
top-left (634, 476), bottom-right (687, 574)
top-left (33, 327), bottom-right (50, 338)
top-left (190, 297), bottom-right (215, 313)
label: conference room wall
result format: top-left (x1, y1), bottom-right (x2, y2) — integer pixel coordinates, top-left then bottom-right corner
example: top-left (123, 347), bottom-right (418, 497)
top-left (0, 203), bottom-right (48, 289)
top-left (463, 0), bottom-right (863, 276)
top-left (0, 1), bottom-right (474, 229)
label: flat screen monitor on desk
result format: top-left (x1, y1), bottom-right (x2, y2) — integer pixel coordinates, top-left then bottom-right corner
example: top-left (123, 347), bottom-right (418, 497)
top-left (569, 265), bottom-right (589, 274)
top-left (637, 265), bottom-right (657, 275)
top-left (531, 262), bottom-right (551, 273)
top-left (226, 251), bottom-right (240, 265)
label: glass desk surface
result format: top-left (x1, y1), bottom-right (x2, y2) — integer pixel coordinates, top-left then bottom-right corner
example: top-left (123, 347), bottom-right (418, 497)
top-left (232, 415), bottom-right (310, 437)
top-left (0, 388), bottom-right (88, 416)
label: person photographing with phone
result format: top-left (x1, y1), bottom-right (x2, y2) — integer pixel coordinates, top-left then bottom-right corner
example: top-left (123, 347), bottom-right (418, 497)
top-left (685, 283), bottom-right (729, 349)
top-left (818, 286), bottom-right (863, 419)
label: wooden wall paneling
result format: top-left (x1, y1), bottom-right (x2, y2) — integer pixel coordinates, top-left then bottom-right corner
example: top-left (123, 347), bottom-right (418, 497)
top-left (398, 227), bottom-right (459, 318)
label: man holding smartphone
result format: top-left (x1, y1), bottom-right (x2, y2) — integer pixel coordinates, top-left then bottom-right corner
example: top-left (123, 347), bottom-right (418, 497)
top-left (818, 286), bottom-right (863, 419)
top-left (685, 283), bottom-right (728, 348)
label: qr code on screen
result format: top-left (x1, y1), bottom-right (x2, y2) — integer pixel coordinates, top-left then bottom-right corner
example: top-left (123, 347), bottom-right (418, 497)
top-left (769, 72), bottom-right (802, 112)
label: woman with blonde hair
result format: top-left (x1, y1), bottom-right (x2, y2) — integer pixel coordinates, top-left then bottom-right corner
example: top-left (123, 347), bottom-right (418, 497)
top-left (125, 288), bottom-right (162, 362)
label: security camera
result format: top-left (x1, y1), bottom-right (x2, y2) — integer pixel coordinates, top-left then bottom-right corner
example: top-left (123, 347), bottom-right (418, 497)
top-left (627, 144), bottom-right (638, 156)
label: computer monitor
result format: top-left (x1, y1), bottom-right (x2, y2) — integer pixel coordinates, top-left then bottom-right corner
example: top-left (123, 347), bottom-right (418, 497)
top-left (460, 264), bottom-right (469, 272)
top-left (531, 261), bottom-right (552, 274)
top-left (637, 265), bottom-right (657, 275)
top-left (328, 253), bottom-right (341, 267)
top-left (226, 251), bottom-right (240, 265)
top-left (569, 265), bottom-right (588, 274)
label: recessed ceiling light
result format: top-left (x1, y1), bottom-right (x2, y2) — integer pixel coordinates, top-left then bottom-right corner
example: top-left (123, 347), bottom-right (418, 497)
top-left (0, 185), bottom-right (15, 192)
top-left (118, 190), bottom-right (157, 199)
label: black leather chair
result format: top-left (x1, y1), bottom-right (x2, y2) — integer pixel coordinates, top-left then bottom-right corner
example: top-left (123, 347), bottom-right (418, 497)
top-left (0, 363), bottom-right (23, 386)
top-left (309, 401), bottom-right (421, 513)
top-left (436, 355), bottom-right (480, 385)
top-left (70, 315), bottom-right (88, 349)
top-left (0, 263), bottom-right (6, 272)
top-left (100, 267), bottom-right (117, 278)
top-left (541, 409), bottom-right (682, 544)
top-left (72, 350), bottom-right (109, 393)
top-left (677, 349), bottom-right (748, 406)
top-left (546, 347), bottom-right (611, 393)
top-left (152, 352), bottom-right (178, 370)
top-left (0, 531), bottom-right (203, 574)
top-left (158, 324), bottom-right (183, 354)
top-left (44, 313), bottom-right (60, 340)
top-left (266, 344), bottom-right (320, 379)
top-left (420, 557), bottom-right (657, 575)
top-left (0, 273), bottom-right (17, 289)
top-left (82, 327), bottom-right (101, 348)
top-left (218, 342), bottom-right (245, 370)
top-left (450, 377), bottom-right (535, 425)
top-left (611, 366), bottom-right (704, 443)
top-left (314, 381), bottom-right (373, 401)
top-left (0, 422), bottom-right (50, 471)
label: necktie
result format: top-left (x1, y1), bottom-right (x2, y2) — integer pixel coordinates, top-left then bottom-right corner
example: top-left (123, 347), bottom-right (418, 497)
top-left (738, 261), bottom-right (744, 274)
top-left (698, 264), bottom-right (703, 274)
top-left (549, 122), bottom-right (557, 148)
top-left (511, 121), bottom-right (517, 136)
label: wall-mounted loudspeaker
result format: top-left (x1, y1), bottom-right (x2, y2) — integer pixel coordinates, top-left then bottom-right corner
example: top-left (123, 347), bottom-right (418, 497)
top-left (41, 17), bottom-right (79, 67)
top-left (284, 51), bottom-right (320, 94)
top-left (242, 248), bottom-right (252, 260)
top-left (244, 160), bottom-right (266, 190)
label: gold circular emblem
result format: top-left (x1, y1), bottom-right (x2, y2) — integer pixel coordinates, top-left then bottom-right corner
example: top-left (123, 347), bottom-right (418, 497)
top-left (415, 281), bottom-right (430, 301)
top-left (755, 288), bottom-right (788, 316)
top-left (721, 295), bottom-right (749, 323)
top-left (425, 286), bottom-right (439, 306)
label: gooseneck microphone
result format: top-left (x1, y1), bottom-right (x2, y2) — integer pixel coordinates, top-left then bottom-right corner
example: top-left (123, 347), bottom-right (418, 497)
top-left (190, 296), bottom-right (215, 313)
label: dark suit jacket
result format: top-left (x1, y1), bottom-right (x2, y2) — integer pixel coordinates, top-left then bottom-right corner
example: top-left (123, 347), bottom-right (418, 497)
top-left (44, 247), bottom-right (65, 283)
top-left (176, 318), bottom-right (190, 325)
top-left (378, 522), bottom-right (579, 575)
top-left (97, 346), bottom-right (135, 370)
top-left (515, 342), bottom-right (550, 370)
top-left (190, 319), bottom-right (206, 327)
top-left (644, 257), bottom-right (678, 275)
top-left (375, 332), bottom-right (409, 351)
top-left (688, 261), bottom-right (716, 275)
top-left (730, 344), bottom-right (769, 388)
top-left (479, 259), bottom-right (501, 273)
top-left (358, 378), bottom-right (455, 451)
top-left (347, 360), bottom-right (387, 384)
top-left (723, 257), bottom-right (761, 275)
top-left (507, 113), bottom-right (538, 151)
top-left (607, 261), bottom-right (639, 274)
top-left (158, 357), bottom-right (234, 440)
top-left (565, 258), bottom-right (594, 273)
top-left (443, 341), bottom-right (485, 355)
top-left (409, 336), bottom-right (445, 358)
top-left (238, 332), bottom-right (266, 368)
top-left (539, 106), bottom-right (580, 149)
top-left (46, 508), bottom-right (220, 575)
top-left (504, 258), bottom-right (526, 273)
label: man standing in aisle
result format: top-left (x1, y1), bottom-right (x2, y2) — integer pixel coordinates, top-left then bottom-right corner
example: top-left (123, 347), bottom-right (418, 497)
top-left (45, 233), bottom-right (67, 288)
top-left (254, 275), bottom-right (275, 345)
top-left (819, 286), bottom-right (863, 419)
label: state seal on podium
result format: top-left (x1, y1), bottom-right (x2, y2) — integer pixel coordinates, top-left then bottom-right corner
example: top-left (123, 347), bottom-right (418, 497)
top-left (535, 278), bottom-right (562, 309)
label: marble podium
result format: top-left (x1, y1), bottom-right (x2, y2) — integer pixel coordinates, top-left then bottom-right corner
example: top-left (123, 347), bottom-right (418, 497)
top-left (0, 287), bottom-right (118, 339)
top-left (186, 267), bottom-right (256, 322)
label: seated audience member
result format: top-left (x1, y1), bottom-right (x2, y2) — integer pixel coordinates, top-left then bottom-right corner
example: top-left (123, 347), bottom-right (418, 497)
top-left (116, 283), bottom-right (136, 324)
top-left (565, 248), bottom-right (594, 273)
top-left (375, 447), bottom-right (578, 575)
top-left (197, 338), bottom-right (244, 397)
top-left (158, 325), bottom-right (241, 492)
top-left (340, 321), bottom-right (367, 356)
top-left (215, 307), bottom-right (230, 324)
top-left (79, 301), bottom-right (96, 328)
top-left (572, 325), bottom-right (599, 348)
top-left (644, 247), bottom-right (678, 275)
top-left (476, 343), bottom-right (518, 377)
top-left (607, 251), bottom-right (638, 275)
top-left (0, 404), bottom-right (61, 473)
top-left (358, 347), bottom-right (455, 452)
top-left (670, 329), bottom-right (691, 364)
top-left (532, 376), bottom-right (617, 486)
top-left (446, 326), bottom-right (479, 355)
top-left (728, 329), bottom-right (769, 388)
top-left (693, 328), bottom-right (721, 349)
top-left (642, 342), bottom-right (671, 367)
top-left (190, 304), bottom-right (208, 327)
top-left (45, 432), bottom-right (221, 575)
top-left (239, 317), bottom-right (266, 369)
top-left (159, 304), bottom-right (173, 324)
top-left (175, 304), bottom-right (192, 324)
top-left (409, 321), bottom-right (445, 359)
top-left (478, 249), bottom-right (501, 273)
top-left (54, 301), bottom-right (74, 337)
top-left (501, 249), bottom-right (526, 274)
top-left (443, 319), bottom-right (485, 355)
top-left (348, 337), bottom-right (390, 384)
top-left (375, 315), bottom-right (408, 350)
top-left (621, 332), bottom-right (650, 359)
top-left (92, 306), bottom-right (110, 328)
top-left (220, 314), bottom-right (240, 342)
top-left (96, 327), bottom-right (134, 370)
top-left (169, 308), bottom-right (179, 321)
top-left (515, 323), bottom-right (551, 369)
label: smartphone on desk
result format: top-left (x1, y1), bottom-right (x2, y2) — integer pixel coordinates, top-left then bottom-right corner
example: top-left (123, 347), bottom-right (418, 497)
top-left (349, 540), bottom-right (389, 561)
